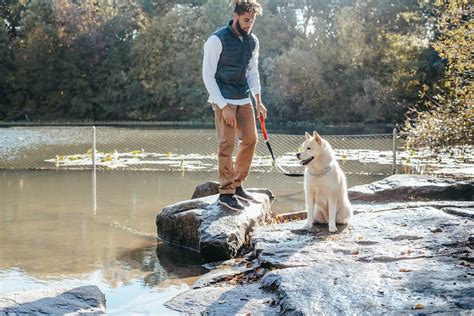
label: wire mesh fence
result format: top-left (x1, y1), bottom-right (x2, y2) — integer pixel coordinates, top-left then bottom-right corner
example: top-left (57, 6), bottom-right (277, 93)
top-left (0, 126), bottom-right (398, 177)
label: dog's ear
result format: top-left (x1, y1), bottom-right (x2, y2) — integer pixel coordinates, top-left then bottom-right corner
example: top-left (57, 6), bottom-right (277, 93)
top-left (305, 132), bottom-right (311, 140)
top-left (313, 131), bottom-right (322, 144)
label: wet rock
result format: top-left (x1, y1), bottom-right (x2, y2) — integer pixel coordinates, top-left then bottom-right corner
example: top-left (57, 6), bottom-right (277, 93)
top-left (0, 285), bottom-right (106, 315)
top-left (349, 174), bottom-right (473, 202)
top-left (252, 204), bottom-right (473, 314)
top-left (156, 188), bottom-right (273, 263)
top-left (191, 181), bottom-right (220, 199)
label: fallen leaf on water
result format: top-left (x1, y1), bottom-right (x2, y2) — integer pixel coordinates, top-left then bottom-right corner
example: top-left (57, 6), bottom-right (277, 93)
top-left (412, 303), bottom-right (424, 310)
top-left (399, 268), bottom-right (413, 272)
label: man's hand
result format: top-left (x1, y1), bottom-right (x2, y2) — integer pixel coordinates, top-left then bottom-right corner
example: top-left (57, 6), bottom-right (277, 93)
top-left (256, 103), bottom-right (267, 120)
top-left (222, 105), bottom-right (237, 127)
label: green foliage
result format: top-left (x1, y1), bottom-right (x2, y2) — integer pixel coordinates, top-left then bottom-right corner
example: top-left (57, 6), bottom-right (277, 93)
top-left (6, 0), bottom-right (64, 120)
top-left (0, 0), bottom-right (28, 39)
top-left (130, 0), bottom-right (229, 121)
top-left (0, 0), bottom-right (464, 130)
top-left (264, 0), bottom-right (430, 124)
top-left (404, 0), bottom-right (473, 150)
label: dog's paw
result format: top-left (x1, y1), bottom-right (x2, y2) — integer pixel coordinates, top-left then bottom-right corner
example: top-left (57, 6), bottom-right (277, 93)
top-left (328, 225), bottom-right (338, 233)
top-left (304, 221), bottom-right (313, 230)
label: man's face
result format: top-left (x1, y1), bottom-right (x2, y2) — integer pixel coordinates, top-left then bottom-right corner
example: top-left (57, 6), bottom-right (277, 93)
top-left (233, 11), bottom-right (257, 36)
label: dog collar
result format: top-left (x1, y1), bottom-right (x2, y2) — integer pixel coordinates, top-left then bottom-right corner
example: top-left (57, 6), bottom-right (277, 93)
top-left (309, 163), bottom-right (333, 177)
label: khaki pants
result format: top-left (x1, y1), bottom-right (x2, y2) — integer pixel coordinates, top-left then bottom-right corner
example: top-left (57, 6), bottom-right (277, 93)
top-left (213, 103), bottom-right (257, 194)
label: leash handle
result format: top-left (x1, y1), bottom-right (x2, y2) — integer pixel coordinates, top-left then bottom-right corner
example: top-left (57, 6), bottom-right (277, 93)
top-left (259, 113), bottom-right (268, 141)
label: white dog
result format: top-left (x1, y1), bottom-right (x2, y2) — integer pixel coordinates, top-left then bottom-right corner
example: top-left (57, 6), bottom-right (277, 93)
top-left (296, 131), bottom-right (352, 233)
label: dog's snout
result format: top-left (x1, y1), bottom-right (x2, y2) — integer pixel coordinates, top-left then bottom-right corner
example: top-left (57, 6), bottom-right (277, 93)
top-left (296, 153), bottom-right (301, 159)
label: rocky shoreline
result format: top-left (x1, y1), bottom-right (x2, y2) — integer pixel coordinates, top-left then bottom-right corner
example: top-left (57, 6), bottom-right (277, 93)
top-left (163, 175), bottom-right (473, 314)
top-left (1, 175), bottom-right (471, 314)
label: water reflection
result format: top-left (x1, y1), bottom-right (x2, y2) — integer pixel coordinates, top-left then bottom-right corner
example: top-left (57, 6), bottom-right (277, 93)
top-left (115, 243), bottom-right (206, 288)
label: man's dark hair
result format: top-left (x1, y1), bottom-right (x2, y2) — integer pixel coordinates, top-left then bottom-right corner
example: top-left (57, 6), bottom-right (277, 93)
top-left (231, 0), bottom-right (262, 16)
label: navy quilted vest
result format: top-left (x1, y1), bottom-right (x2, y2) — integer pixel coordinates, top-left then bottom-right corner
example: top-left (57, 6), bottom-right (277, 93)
top-left (212, 21), bottom-right (257, 100)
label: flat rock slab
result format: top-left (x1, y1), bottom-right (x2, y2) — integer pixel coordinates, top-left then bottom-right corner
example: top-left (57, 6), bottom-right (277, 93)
top-left (165, 282), bottom-right (278, 315)
top-left (254, 204), bottom-right (473, 314)
top-left (166, 257), bottom-right (276, 314)
top-left (0, 285), bottom-right (106, 315)
top-left (156, 188), bottom-right (273, 262)
top-left (349, 174), bottom-right (472, 201)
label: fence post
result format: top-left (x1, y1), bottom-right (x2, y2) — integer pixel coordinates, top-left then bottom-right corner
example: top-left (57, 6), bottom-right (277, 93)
top-left (392, 127), bottom-right (397, 174)
top-left (92, 126), bottom-right (96, 171)
top-left (92, 126), bottom-right (97, 214)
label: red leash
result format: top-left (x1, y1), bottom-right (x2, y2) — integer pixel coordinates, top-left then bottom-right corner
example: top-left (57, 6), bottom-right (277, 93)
top-left (258, 114), bottom-right (304, 177)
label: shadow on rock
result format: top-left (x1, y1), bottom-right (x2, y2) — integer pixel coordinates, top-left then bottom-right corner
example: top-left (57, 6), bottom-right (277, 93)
top-left (0, 286), bottom-right (105, 314)
top-left (290, 222), bottom-right (349, 236)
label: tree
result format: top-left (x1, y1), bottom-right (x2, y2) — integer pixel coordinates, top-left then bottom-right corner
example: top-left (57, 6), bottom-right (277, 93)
top-left (90, 18), bottom-right (154, 121)
top-left (263, 0), bottom-right (431, 124)
top-left (404, 0), bottom-right (472, 150)
top-left (7, 0), bottom-right (65, 120)
top-left (0, 25), bottom-right (13, 119)
top-left (130, 0), bottom-right (225, 121)
top-left (264, 48), bottom-right (334, 123)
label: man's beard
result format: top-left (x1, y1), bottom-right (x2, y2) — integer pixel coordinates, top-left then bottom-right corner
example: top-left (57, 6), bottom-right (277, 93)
top-left (236, 20), bottom-right (250, 36)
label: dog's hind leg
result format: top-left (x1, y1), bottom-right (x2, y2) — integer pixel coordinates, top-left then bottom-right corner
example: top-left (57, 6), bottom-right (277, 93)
top-left (336, 206), bottom-right (352, 224)
top-left (314, 208), bottom-right (327, 224)
top-left (336, 196), bottom-right (353, 224)
top-left (328, 196), bottom-right (338, 233)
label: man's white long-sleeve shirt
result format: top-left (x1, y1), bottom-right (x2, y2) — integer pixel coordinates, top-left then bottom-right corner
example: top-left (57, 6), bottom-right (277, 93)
top-left (202, 34), bottom-right (261, 109)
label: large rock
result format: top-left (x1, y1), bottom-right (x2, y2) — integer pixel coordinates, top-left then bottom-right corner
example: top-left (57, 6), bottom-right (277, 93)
top-left (349, 174), bottom-right (472, 202)
top-left (165, 175), bottom-right (473, 315)
top-left (191, 181), bottom-right (220, 199)
top-left (254, 202), bottom-right (473, 314)
top-left (156, 188), bottom-right (274, 262)
top-left (0, 286), bottom-right (106, 315)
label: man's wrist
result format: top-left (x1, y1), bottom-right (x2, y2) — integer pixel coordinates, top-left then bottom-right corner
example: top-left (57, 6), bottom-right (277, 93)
top-left (254, 94), bottom-right (261, 106)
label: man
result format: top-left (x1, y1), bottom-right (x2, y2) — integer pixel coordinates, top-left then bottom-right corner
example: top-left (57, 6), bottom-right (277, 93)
top-left (202, 0), bottom-right (267, 211)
